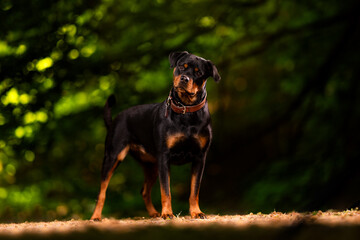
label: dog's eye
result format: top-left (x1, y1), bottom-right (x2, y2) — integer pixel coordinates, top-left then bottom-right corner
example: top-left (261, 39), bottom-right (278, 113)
top-left (195, 71), bottom-right (202, 77)
top-left (178, 66), bottom-right (185, 71)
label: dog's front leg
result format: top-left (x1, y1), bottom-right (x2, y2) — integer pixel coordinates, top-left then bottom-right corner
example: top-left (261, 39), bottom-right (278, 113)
top-left (189, 158), bottom-right (206, 219)
top-left (158, 156), bottom-right (174, 219)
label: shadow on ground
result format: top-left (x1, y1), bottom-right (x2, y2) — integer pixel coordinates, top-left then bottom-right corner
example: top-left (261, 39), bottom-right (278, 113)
top-left (1, 224), bottom-right (360, 240)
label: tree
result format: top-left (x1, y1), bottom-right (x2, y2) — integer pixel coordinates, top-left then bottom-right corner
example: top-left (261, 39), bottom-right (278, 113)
top-left (0, 0), bottom-right (359, 222)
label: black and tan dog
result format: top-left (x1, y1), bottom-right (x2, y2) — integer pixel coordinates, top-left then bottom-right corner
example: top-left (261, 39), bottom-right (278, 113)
top-left (90, 51), bottom-right (220, 220)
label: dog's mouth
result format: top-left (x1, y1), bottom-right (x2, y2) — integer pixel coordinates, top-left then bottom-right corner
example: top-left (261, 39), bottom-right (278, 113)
top-left (174, 87), bottom-right (199, 105)
top-left (175, 87), bottom-right (197, 97)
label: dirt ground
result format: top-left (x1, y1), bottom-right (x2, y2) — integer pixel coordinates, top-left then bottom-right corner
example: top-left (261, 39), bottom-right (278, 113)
top-left (1, 210), bottom-right (360, 239)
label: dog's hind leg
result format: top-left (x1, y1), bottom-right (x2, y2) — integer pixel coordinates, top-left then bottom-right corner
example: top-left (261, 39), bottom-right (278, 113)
top-left (90, 145), bottom-right (129, 221)
top-left (140, 163), bottom-right (160, 218)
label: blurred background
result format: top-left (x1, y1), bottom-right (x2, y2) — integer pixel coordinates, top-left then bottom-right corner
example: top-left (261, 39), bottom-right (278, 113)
top-left (0, 0), bottom-right (360, 223)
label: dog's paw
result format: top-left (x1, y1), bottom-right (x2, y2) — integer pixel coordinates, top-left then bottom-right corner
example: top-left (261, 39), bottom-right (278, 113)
top-left (149, 212), bottom-right (161, 218)
top-left (191, 212), bottom-right (207, 219)
top-left (161, 213), bottom-right (175, 220)
top-left (90, 217), bottom-right (102, 222)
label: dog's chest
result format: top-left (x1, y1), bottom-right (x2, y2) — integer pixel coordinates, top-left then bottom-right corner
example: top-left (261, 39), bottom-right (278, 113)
top-left (166, 133), bottom-right (208, 164)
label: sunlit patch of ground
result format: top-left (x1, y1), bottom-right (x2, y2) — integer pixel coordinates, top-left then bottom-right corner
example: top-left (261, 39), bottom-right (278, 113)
top-left (1, 210), bottom-right (360, 239)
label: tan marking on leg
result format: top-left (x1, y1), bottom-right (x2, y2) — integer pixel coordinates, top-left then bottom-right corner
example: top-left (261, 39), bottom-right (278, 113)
top-left (189, 173), bottom-right (205, 219)
top-left (141, 164), bottom-right (160, 217)
top-left (91, 145), bottom-right (129, 220)
top-left (166, 133), bottom-right (185, 149)
top-left (130, 144), bottom-right (156, 163)
top-left (91, 178), bottom-right (111, 221)
top-left (160, 175), bottom-right (174, 219)
top-left (117, 145), bottom-right (130, 162)
top-left (143, 188), bottom-right (160, 218)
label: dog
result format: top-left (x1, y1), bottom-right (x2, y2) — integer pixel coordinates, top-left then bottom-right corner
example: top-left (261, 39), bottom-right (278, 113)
top-left (90, 51), bottom-right (221, 220)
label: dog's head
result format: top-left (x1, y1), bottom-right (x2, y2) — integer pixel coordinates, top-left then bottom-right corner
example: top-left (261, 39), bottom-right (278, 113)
top-left (169, 51), bottom-right (221, 105)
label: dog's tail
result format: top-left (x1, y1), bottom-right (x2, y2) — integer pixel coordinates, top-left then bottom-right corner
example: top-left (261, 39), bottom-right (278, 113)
top-left (104, 94), bottom-right (116, 130)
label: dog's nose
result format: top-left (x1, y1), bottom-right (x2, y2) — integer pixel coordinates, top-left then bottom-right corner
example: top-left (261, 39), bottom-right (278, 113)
top-left (180, 75), bottom-right (190, 83)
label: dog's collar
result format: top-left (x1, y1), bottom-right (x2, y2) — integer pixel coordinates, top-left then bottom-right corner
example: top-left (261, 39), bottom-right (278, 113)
top-left (165, 91), bottom-right (207, 117)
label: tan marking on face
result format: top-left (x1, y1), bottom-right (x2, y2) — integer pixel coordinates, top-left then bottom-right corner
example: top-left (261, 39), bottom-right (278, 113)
top-left (173, 67), bottom-right (207, 105)
top-left (174, 75), bottom-right (181, 88)
top-left (177, 92), bottom-right (195, 105)
top-left (166, 133), bottom-right (185, 149)
top-left (174, 79), bottom-right (205, 105)
top-left (184, 63), bottom-right (188, 68)
top-left (194, 134), bottom-right (208, 149)
top-left (184, 79), bottom-right (206, 96)
top-left (195, 67), bottom-right (199, 72)
top-left (186, 79), bottom-right (198, 94)
top-left (198, 79), bottom-right (206, 89)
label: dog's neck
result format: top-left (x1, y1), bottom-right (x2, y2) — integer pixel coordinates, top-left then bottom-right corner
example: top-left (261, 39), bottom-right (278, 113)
top-left (171, 87), bottom-right (207, 106)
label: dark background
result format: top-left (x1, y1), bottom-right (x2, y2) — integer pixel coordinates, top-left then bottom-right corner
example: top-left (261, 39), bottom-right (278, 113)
top-left (0, 0), bottom-right (359, 222)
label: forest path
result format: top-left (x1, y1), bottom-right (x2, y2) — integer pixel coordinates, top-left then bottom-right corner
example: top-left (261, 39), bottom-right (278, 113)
top-left (1, 211), bottom-right (360, 239)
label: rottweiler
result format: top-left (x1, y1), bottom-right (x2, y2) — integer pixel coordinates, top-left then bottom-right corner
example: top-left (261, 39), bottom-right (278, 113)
top-left (90, 51), bottom-right (221, 220)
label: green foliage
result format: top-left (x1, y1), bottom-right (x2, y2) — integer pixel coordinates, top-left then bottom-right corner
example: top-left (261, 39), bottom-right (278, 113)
top-left (0, 0), bottom-right (359, 222)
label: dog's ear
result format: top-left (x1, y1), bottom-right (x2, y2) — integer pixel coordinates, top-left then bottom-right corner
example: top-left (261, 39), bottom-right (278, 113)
top-left (169, 51), bottom-right (189, 68)
top-left (207, 60), bottom-right (221, 82)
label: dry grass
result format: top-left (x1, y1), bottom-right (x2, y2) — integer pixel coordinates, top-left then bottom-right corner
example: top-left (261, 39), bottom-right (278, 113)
top-left (1, 210), bottom-right (360, 239)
